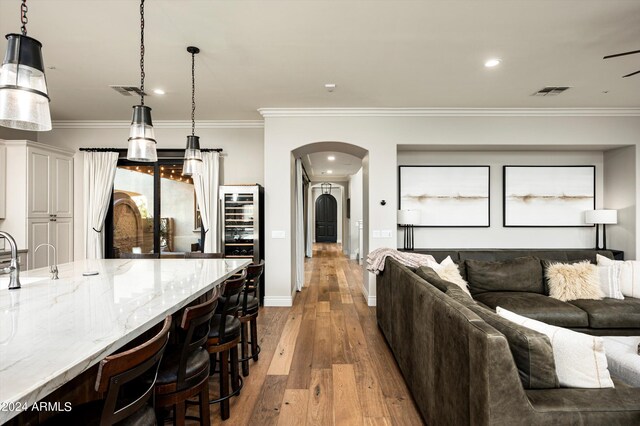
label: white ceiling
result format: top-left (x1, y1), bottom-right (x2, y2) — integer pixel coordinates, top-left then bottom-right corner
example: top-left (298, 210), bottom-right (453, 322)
top-left (1, 0), bottom-right (639, 121)
top-left (303, 151), bottom-right (362, 181)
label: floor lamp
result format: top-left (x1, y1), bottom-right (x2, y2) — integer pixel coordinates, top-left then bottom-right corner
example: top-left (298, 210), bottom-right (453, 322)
top-left (398, 209), bottom-right (421, 251)
top-left (585, 209), bottom-right (617, 250)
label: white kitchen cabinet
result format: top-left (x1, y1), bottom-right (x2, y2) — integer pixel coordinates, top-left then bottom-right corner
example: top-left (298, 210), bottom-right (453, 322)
top-left (27, 146), bottom-right (73, 218)
top-left (0, 141), bottom-right (74, 270)
top-left (27, 217), bottom-right (74, 269)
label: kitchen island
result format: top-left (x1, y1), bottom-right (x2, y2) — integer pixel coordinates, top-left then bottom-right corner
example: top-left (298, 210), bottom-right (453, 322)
top-left (0, 257), bottom-right (250, 423)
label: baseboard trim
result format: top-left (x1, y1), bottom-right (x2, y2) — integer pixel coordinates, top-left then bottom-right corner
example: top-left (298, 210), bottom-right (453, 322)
top-left (264, 296), bottom-right (293, 307)
top-left (360, 283), bottom-right (377, 306)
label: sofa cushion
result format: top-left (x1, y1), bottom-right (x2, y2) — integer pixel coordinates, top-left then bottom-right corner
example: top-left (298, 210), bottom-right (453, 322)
top-left (416, 266), bottom-right (457, 293)
top-left (465, 256), bottom-right (544, 295)
top-left (463, 303), bottom-right (559, 389)
top-left (416, 260), bottom-right (471, 297)
top-left (497, 307), bottom-right (614, 389)
top-left (474, 292), bottom-right (589, 327)
top-left (568, 298), bottom-right (640, 329)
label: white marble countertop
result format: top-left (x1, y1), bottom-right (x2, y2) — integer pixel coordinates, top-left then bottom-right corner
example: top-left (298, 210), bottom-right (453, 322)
top-left (0, 258), bottom-right (250, 422)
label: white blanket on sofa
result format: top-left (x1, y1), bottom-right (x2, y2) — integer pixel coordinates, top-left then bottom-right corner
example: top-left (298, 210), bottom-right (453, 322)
top-left (366, 248), bottom-right (435, 275)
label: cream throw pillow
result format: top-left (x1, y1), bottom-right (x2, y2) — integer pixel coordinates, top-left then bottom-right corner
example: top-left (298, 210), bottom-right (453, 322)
top-left (427, 256), bottom-right (472, 297)
top-left (545, 261), bottom-right (603, 301)
top-left (596, 262), bottom-right (625, 299)
top-left (597, 254), bottom-right (639, 298)
top-left (497, 307), bottom-right (614, 389)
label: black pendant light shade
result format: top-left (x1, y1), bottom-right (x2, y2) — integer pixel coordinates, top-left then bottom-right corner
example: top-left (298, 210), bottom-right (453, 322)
top-left (127, 104), bottom-right (157, 162)
top-left (127, 0), bottom-right (157, 162)
top-left (182, 46), bottom-right (202, 176)
top-left (183, 134), bottom-right (202, 176)
top-left (0, 2), bottom-right (52, 132)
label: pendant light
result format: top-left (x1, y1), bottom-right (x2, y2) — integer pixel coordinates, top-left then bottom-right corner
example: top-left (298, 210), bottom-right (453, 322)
top-left (182, 46), bottom-right (202, 176)
top-left (127, 0), bottom-right (157, 162)
top-left (0, 0), bottom-right (52, 131)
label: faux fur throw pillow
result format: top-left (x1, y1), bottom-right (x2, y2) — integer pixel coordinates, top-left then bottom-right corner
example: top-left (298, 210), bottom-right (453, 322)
top-left (545, 261), bottom-right (604, 302)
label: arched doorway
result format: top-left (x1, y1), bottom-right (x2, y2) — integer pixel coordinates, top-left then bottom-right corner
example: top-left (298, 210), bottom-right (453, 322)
top-left (315, 193), bottom-right (337, 242)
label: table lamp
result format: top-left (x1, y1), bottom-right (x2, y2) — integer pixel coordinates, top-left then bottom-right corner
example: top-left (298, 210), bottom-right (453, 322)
top-left (398, 209), bottom-right (421, 250)
top-left (585, 209), bottom-right (617, 250)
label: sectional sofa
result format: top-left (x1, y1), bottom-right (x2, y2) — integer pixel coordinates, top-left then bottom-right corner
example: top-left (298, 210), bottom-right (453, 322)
top-left (376, 250), bottom-right (640, 425)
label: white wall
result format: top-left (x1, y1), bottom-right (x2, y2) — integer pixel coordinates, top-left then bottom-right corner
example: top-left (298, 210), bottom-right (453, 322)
top-left (604, 146), bottom-right (637, 258)
top-left (262, 112), bottom-right (640, 307)
top-left (37, 124), bottom-right (263, 260)
top-left (348, 167), bottom-right (363, 259)
top-left (397, 150), bottom-right (605, 249)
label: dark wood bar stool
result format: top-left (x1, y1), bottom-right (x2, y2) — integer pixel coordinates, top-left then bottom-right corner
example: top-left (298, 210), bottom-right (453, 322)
top-left (154, 297), bottom-right (218, 426)
top-left (185, 252), bottom-right (224, 259)
top-left (44, 317), bottom-right (171, 426)
top-left (120, 253), bottom-right (160, 259)
top-left (238, 261), bottom-right (264, 376)
top-left (207, 272), bottom-right (246, 420)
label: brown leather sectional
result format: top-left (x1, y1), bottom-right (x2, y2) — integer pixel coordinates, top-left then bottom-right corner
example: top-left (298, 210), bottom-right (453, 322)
top-left (377, 250), bottom-right (640, 425)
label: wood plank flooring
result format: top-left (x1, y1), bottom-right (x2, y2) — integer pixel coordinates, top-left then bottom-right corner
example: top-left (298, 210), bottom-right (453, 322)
top-left (199, 243), bottom-right (423, 425)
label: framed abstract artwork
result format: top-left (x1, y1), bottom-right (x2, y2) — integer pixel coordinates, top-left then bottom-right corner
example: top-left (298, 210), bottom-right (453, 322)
top-left (398, 165), bottom-right (490, 227)
top-left (503, 165), bottom-right (595, 227)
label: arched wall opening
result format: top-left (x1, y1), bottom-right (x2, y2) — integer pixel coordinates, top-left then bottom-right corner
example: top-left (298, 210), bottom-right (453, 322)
top-left (290, 141), bottom-right (370, 303)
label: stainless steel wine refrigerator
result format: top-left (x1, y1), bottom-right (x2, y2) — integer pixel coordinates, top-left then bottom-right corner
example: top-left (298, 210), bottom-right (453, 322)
top-left (219, 184), bottom-right (265, 303)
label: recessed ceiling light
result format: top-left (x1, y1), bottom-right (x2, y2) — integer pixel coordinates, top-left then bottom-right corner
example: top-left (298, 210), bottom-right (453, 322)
top-left (153, 88), bottom-right (166, 95)
top-left (484, 58), bottom-right (501, 68)
top-left (327, 170), bottom-right (333, 174)
top-left (327, 155), bottom-right (335, 161)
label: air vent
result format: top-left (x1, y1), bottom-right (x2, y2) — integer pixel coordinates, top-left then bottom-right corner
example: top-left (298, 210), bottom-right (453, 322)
top-left (109, 85), bottom-right (147, 96)
top-left (531, 86), bottom-right (571, 96)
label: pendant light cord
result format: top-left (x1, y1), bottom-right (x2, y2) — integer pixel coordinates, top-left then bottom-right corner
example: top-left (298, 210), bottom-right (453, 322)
top-left (139, 0), bottom-right (145, 106)
top-left (20, 0), bottom-right (28, 35)
top-left (191, 51), bottom-right (196, 136)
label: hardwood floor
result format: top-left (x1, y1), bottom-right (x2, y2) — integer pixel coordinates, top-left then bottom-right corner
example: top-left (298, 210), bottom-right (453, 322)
top-left (199, 243), bottom-right (423, 425)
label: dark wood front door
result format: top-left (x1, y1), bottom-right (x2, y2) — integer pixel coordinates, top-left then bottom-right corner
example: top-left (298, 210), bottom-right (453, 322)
top-left (315, 194), bottom-right (337, 243)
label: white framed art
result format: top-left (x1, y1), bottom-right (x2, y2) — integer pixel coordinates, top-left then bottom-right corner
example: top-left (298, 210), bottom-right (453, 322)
top-left (503, 165), bottom-right (595, 227)
top-left (398, 166), bottom-right (490, 227)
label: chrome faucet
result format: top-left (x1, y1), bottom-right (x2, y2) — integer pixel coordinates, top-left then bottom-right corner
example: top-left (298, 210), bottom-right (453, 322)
top-left (0, 231), bottom-right (21, 290)
top-left (34, 243), bottom-right (59, 280)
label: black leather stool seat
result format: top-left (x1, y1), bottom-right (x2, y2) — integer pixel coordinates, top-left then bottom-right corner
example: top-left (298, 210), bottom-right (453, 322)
top-left (43, 399), bottom-right (156, 426)
top-left (155, 345), bottom-right (210, 385)
top-left (209, 315), bottom-right (241, 340)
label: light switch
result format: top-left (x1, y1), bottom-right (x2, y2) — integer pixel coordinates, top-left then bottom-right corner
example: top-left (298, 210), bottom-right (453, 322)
top-left (271, 230), bottom-right (286, 239)
top-left (381, 230), bottom-right (393, 238)
top-left (372, 230), bottom-right (381, 238)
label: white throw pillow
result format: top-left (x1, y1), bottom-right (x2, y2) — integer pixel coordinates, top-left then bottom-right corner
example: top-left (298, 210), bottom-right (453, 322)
top-left (596, 263), bottom-right (625, 300)
top-left (428, 256), bottom-right (472, 297)
top-left (496, 307), bottom-right (614, 389)
top-left (597, 254), bottom-right (640, 298)
top-left (545, 261), bottom-right (603, 302)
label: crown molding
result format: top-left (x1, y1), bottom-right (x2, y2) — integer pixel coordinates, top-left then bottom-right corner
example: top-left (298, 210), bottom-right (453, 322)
top-left (258, 107), bottom-right (640, 118)
top-left (52, 120), bottom-right (264, 129)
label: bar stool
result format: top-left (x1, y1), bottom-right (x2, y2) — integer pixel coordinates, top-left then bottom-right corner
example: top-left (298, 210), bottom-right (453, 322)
top-left (185, 252), bottom-right (224, 259)
top-left (154, 297), bottom-right (218, 426)
top-left (238, 261), bottom-right (264, 376)
top-left (207, 272), bottom-right (246, 420)
top-left (44, 317), bottom-right (171, 426)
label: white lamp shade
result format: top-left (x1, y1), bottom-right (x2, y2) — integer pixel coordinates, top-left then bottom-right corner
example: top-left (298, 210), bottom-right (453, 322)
top-left (585, 209), bottom-right (617, 225)
top-left (398, 209), bottom-right (421, 225)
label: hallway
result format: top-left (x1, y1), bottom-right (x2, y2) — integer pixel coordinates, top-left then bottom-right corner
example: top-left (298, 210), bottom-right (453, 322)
top-left (206, 243), bottom-right (423, 425)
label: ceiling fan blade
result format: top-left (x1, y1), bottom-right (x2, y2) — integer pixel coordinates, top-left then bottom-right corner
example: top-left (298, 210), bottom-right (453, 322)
top-left (622, 70), bottom-right (640, 78)
top-left (603, 49), bottom-right (640, 59)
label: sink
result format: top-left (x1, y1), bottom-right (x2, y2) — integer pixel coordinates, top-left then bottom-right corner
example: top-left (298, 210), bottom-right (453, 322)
top-left (0, 276), bottom-right (48, 287)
